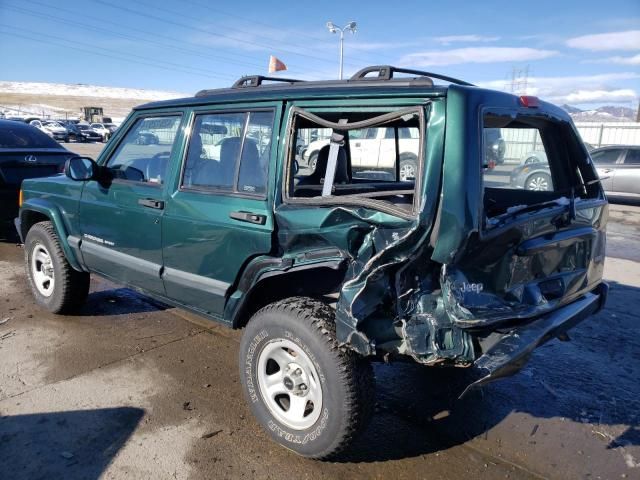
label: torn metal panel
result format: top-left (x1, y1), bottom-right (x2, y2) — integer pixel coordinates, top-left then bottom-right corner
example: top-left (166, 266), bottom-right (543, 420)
top-left (460, 283), bottom-right (608, 397)
top-left (441, 203), bottom-right (607, 329)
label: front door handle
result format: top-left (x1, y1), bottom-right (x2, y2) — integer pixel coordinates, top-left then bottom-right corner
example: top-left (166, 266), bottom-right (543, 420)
top-left (229, 211), bottom-right (266, 225)
top-left (138, 198), bottom-right (165, 209)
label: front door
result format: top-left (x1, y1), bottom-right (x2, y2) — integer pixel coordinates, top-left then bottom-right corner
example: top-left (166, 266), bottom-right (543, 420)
top-left (78, 113), bottom-right (184, 294)
top-left (161, 107), bottom-right (278, 319)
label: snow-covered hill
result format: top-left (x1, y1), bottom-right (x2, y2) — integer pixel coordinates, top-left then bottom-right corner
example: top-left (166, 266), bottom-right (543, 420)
top-left (0, 81), bottom-right (187, 101)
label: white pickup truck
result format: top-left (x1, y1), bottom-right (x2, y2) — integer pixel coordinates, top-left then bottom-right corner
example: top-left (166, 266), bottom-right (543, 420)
top-left (302, 126), bottom-right (420, 181)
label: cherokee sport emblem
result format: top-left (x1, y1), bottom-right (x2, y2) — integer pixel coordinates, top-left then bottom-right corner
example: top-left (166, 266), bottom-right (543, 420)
top-left (24, 155), bottom-right (37, 163)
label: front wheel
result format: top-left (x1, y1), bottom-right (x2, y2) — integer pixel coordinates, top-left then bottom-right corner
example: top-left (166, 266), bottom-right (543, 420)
top-left (239, 298), bottom-right (375, 459)
top-left (24, 221), bottom-right (90, 314)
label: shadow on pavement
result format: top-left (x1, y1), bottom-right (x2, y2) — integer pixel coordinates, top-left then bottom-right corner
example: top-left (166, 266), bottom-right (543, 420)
top-left (0, 407), bottom-right (144, 480)
top-left (80, 287), bottom-right (168, 316)
top-left (340, 279), bottom-right (639, 462)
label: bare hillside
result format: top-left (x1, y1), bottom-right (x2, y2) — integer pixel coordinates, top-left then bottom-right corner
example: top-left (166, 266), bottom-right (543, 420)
top-left (0, 81), bottom-right (187, 122)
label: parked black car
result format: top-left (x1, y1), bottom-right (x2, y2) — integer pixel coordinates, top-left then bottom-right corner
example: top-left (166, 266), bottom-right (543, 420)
top-left (74, 124), bottom-right (103, 142)
top-left (0, 120), bottom-right (73, 225)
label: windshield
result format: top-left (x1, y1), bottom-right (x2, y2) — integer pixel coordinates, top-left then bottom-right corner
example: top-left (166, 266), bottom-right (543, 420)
top-left (0, 123), bottom-right (62, 148)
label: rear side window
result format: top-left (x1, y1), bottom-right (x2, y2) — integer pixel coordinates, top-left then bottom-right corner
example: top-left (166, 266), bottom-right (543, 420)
top-left (181, 110), bottom-right (274, 196)
top-left (623, 149), bottom-right (640, 165)
top-left (0, 123), bottom-right (61, 148)
top-left (591, 149), bottom-right (622, 165)
top-left (105, 115), bottom-right (181, 185)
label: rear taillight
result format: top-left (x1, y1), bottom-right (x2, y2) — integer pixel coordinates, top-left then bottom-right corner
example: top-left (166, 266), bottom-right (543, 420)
top-left (520, 96), bottom-right (540, 108)
top-left (18, 189), bottom-right (23, 207)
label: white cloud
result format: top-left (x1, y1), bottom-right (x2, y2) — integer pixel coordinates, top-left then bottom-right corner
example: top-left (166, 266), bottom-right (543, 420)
top-left (595, 54), bottom-right (640, 66)
top-left (399, 47), bottom-right (558, 67)
top-left (434, 35), bottom-right (500, 45)
top-left (479, 72), bottom-right (640, 105)
top-left (566, 30), bottom-right (640, 51)
top-left (562, 89), bottom-right (637, 104)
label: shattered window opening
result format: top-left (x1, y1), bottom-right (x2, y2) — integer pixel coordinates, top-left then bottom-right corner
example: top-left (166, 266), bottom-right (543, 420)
top-left (285, 106), bottom-right (426, 217)
top-left (482, 112), bottom-right (600, 225)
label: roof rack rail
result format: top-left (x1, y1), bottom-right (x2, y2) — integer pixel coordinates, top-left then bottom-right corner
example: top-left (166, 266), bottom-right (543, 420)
top-left (350, 65), bottom-right (474, 86)
top-left (232, 75), bottom-right (303, 89)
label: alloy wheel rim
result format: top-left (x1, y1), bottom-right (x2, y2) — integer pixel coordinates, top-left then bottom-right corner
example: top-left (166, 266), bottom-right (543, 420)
top-left (31, 243), bottom-right (55, 297)
top-left (256, 338), bottom-right (323, 430)
top-left (528, 176), bottom-right (549, 191)
top-left (400, 163), bottom-right (415, 181)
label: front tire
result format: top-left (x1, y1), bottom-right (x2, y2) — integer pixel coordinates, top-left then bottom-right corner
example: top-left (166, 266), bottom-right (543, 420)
top-left (24, 221), bottom-right (90, 314)
top-left (239, 297), bottom-right (374, 459)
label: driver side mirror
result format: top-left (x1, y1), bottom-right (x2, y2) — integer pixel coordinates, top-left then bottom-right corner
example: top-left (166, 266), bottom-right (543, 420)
top-left (65, 156), bottom-right (97, 181)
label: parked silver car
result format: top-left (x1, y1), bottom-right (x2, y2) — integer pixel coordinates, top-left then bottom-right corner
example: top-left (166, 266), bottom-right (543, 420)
top-left (592, 146), bottom-right (640, 201)
top-left (509, 145), bottom-right (640, 201)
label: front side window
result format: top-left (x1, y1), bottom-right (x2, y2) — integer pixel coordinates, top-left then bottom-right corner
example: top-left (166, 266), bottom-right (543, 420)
top-left (182, 110), bottom-right (274, 195)
top-left (105, 115), bottom-right (181, 184)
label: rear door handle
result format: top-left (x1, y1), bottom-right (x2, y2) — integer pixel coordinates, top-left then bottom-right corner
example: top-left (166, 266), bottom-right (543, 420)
top-left (229, 211), bottom-right (266, 225)
top-left (138, 198), bottom-right (165, 209)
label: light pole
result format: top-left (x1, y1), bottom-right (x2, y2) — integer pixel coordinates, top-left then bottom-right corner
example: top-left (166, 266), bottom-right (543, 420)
top-left (326, 21), bottom-right (357, 80)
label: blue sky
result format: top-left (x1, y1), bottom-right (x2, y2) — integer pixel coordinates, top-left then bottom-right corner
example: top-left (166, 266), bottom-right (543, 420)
top-left (0, 0), bottom-right (638, 108)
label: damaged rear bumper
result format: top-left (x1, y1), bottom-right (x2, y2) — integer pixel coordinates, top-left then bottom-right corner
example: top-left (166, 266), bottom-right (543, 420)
top-left (460, 282), bottom-right (608, 397)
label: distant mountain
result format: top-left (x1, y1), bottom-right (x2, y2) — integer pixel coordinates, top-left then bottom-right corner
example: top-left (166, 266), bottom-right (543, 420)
top-left (561, 104), bottom-right (583, 114)
top-left (560, 104), bottom-right (636, 122)
top-left (561, 104), bottom-right (637, 122)
top-left (0, 80), bottom-right (188, 122)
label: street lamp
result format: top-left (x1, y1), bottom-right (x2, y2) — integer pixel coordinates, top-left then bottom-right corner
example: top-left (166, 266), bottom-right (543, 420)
top-left (326, 20), bottom-right (357, 80)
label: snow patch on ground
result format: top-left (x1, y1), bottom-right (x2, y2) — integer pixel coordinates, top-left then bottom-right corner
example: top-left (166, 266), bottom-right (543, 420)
top-left (0, 80), bottom-right (187, 101)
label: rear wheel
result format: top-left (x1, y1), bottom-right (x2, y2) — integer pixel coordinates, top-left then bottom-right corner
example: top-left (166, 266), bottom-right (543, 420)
top-left (525, 172), bottom-right (551, 191)
top-left (308, 152), bottom-right (319, 172)
top-left (24, 221), bottom-right (90, 314)
top-left (239, 297), bottom-right (375, 459)
top-left (399, 156), bottom-right (417, 181)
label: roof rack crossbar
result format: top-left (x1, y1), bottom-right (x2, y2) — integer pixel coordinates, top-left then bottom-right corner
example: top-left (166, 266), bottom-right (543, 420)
top-left (350, 65), bottom-right (474, 86)
top-left (232, 75), bottom-right (303, 89)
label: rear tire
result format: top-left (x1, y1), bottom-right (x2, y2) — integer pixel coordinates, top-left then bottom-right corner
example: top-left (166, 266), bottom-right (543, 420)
top-left (308, 152), bottom-right (319, 172)
top-left (399, 156), bottom-right (417, 181)
top-left (24, 221), bottom-right (90, 314)
top-left (525, 172), bottom-right (551, 191)
top-left (239, 297), bottom-right (375, 459)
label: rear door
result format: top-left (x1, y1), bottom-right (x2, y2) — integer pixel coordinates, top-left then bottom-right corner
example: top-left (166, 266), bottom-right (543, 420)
top-left (611, 147), bottom-right (640, 197)
top-left (78, 113), bottom-right (184, 294)
top-left (161, 104), bottom-right (279, 319)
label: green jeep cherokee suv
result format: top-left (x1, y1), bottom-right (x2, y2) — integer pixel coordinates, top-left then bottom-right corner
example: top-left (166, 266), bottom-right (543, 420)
top-left (15, 66), bottom-right (608, 459)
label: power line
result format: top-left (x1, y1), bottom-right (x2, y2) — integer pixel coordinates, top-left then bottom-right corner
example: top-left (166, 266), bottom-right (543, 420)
top-left (0, 25), bottom-right (236, 81)
top-left (93, 0), bottom-right (361, 67)
top-left (10, 0), bottom-right (266, 70)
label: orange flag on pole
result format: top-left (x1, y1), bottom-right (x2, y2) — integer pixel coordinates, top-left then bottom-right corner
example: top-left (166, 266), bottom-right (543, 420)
top-left (269, 56), bottom-right (287, 73)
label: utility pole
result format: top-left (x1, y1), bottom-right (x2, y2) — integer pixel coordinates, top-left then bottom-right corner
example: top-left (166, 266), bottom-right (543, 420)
top-left (326, 21), bottom-right (357, 80)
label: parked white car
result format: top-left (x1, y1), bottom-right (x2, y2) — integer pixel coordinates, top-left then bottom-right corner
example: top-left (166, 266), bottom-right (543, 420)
top-left (28, 120), bottom-right (55, 139)
top-left (90, 123), bottom-right (110, 142)
top-left (302, 127), bottom-right (420, 181)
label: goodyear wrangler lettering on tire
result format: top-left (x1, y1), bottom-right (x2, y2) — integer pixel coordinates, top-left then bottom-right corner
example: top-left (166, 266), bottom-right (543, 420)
top-left (245, 329), bottom-right (269, 403)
